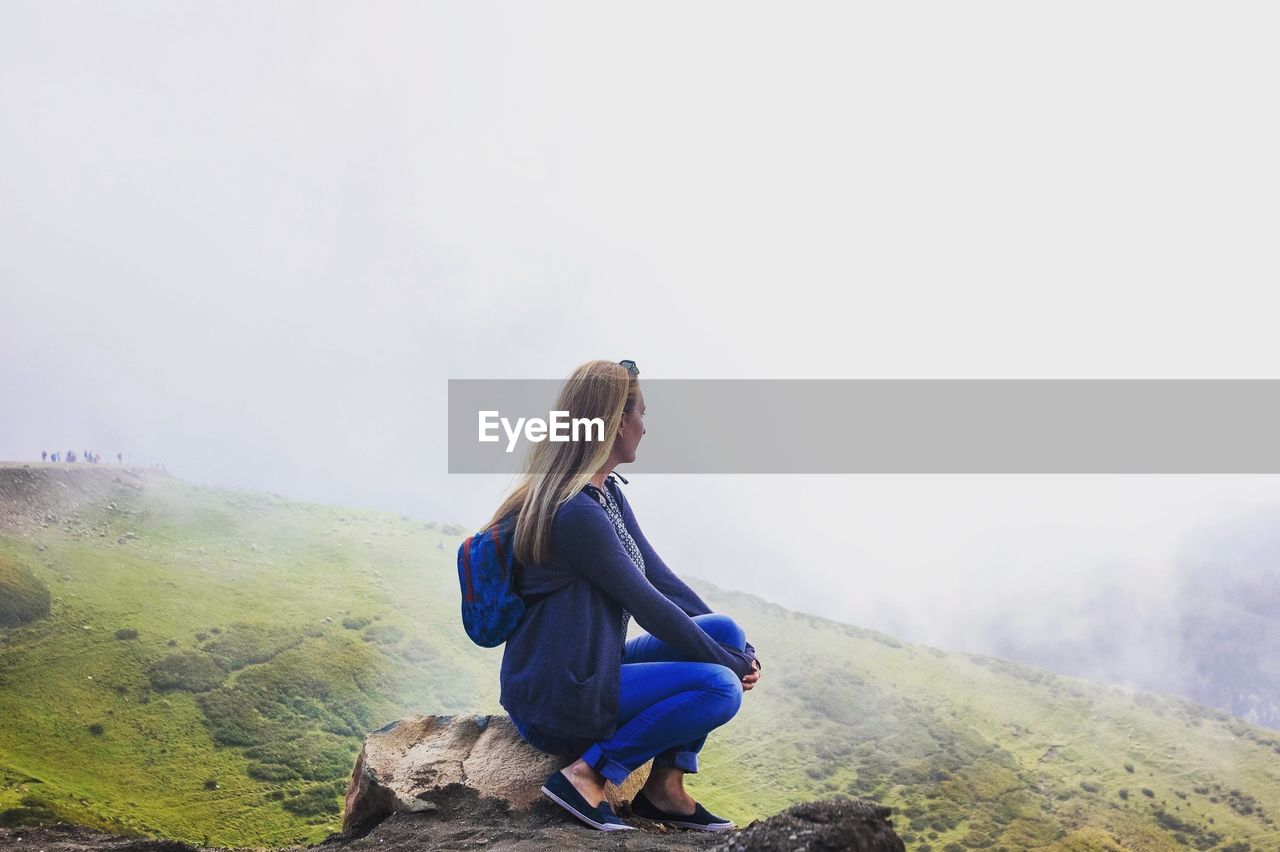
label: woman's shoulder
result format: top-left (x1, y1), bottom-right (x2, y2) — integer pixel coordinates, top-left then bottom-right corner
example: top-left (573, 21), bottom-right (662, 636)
top-left (549, 488), bottom-right (610, 536)
top-left (549, 477), bottom-right (635, 528)
top-left (556, 487), bottom-right (606, 518)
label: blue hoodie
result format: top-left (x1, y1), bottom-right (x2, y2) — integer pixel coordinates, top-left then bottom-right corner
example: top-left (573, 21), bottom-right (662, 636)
top-left (499, 474), bottom-right (758, 751)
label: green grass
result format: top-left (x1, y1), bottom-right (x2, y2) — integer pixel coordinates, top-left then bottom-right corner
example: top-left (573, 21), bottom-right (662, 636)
top-left (0, 553), bottom-right (50, 627)
top-left (1, 467), bottom-right (1278, 850)
top-left (0, 472), bottom-right (494, 846)
top-left (690, 588), bottom-right (1280, 850)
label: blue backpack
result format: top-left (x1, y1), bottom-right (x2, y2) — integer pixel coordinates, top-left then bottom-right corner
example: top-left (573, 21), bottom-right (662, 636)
top-left (458, 474), bottom-right (629, 647)
top-left (457, 516), bottom-right (525, 647)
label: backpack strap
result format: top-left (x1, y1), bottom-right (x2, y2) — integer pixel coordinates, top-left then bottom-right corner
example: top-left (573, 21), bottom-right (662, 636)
top-left (583, 471), bottom-right (626, 508)
top-left (460, 535), bottom-right (475, 603)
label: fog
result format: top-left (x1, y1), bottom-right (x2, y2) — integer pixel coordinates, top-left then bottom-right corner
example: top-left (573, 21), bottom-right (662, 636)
top-left (3, 2), bottom-right (1279, 687)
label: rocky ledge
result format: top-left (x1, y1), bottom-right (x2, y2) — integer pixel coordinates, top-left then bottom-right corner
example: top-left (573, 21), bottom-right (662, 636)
top-left (0, 714), bottom-right (906, 851)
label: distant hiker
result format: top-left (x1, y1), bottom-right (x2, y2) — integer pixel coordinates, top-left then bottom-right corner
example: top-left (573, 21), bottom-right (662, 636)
top-left (117, 452), bottom-right (122, 463)
top-left (490, 359), bottom-right (761, 833)
top-left (66, 450), bottom-right (76, 463)
top-left (41, 451), bottom-right (47, 461)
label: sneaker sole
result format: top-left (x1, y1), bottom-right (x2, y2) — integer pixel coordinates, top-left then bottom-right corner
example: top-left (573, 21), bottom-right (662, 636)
top-left (645, 817), bottom-right (735, 832)
top-left (540, 785), bottom-right (638, 832)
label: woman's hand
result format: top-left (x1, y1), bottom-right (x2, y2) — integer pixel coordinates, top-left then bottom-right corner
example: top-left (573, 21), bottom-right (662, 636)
top-left (741, 658), bottom-right (761, 691)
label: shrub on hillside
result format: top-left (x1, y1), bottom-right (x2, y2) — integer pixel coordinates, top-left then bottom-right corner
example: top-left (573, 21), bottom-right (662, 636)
top-left (0, 795), bottom-right (57, 827)
top-left (245, 730), bottom-right (356, 781)
top-left (361, 623), bottom-right (403, 646)
top-left (1225, 788), bottom-right (1259, 816)
top-left (193, 635), bottom-right (401, 788)
top-left (0, 556), bottom-right (51, 627)
top-left (115, 627), bottom-right (139, 640)
top-left (248, 762), bottom-right (299, 782)
top-left (197, 688), bottom-right (288, 746)
top-left (400, 638), bottom-right (438, 662)
top-left (281, 782), bottom-right (344, 816)
top-left (202, 622), bottom-right (306, 671)
top-left (147, 651), bottom-right (227, 692)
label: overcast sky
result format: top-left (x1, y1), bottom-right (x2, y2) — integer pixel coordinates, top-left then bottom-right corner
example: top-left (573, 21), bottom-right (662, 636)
top-left (3, 2), bottom-right (1279, 669)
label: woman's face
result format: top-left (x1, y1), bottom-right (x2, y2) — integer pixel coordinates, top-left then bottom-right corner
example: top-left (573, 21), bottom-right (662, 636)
top-left (616, 388), bottom-right (646, 463)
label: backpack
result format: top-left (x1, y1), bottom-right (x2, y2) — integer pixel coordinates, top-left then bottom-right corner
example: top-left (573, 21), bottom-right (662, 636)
top-left (458, 474), bottom-right (630, 647)
top-left (457, 515), bottom-right (524, 647)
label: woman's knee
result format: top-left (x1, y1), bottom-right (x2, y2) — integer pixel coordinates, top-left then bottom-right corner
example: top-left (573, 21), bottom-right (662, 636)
top-left (692, 612), bottom-right (745, 648)
top-left (700, 665), bottom-right (744, 725)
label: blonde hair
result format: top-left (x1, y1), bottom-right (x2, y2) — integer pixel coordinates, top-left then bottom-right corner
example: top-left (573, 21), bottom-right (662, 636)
top-left (484, 360), bottom-right (638, 565)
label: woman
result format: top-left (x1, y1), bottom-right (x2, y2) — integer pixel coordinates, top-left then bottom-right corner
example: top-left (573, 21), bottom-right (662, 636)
top-left (489, 359), bottom-right (763, 833)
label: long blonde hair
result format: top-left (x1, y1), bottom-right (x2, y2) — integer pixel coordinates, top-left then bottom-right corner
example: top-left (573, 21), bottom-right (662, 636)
top-left (484, 360), bottom-right (638, 565)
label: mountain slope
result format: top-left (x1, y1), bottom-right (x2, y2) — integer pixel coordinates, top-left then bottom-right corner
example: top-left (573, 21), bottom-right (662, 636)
top-left (0, 463), bottom-right (1277, 851)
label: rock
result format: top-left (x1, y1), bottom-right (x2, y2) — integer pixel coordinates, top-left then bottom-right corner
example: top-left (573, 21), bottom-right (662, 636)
top-left (342, 714), bottom-right (650, 838)
top-left (710, 798), bottom-right (907, 851)
top-left (338, 715), bottom-right (906, 850)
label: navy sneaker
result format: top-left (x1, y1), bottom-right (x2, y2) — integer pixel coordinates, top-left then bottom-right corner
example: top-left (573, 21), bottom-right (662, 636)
top-left (540, 770), bottom-right (637, 832)
top-left (630, 789), bottom-right (735, 832)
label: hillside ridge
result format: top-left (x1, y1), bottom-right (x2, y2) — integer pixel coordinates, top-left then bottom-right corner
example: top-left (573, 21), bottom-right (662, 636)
top-left (3, 461), bottom-right (1279, 850)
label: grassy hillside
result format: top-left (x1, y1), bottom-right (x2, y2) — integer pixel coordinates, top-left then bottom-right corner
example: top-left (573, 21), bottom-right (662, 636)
top-left (0, 464), bottom-right (1277, 850)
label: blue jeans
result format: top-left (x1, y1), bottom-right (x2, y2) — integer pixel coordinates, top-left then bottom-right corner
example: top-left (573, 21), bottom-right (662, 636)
top-left (512, 613), bottom-right (747, 787)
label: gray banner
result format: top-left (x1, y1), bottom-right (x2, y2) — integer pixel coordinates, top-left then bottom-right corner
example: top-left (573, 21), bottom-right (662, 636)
top-left (447, 379), bottom-right (1280, 473)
